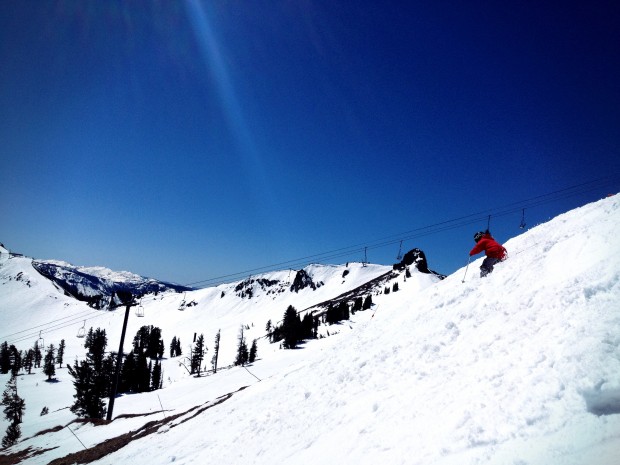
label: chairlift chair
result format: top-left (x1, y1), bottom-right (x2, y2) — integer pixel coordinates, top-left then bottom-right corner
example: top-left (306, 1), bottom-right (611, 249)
top-left (37, 330), bottom-right (45, 347)
top-left (77, 321), bottom-right (86, 338)
top-left (136, 302), bottom-right (145, 317)
top-left (396, 240), bottom-right (403, 261)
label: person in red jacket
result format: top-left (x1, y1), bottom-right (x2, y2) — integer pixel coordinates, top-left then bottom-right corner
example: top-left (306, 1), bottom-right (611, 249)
top-left (469, 230), bottom-right (507, 277)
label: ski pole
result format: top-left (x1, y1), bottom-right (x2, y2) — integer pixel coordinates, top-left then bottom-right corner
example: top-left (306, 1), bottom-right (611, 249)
top-left (462, 256), bottom-right (471, 283)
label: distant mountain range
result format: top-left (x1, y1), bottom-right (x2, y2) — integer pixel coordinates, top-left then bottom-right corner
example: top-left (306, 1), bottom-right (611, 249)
top-left (30, 260), bottom-right (193, 309)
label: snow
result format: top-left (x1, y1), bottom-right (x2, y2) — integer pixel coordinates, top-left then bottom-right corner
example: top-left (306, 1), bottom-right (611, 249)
top-left (1, 195), bottom-right (619, 464)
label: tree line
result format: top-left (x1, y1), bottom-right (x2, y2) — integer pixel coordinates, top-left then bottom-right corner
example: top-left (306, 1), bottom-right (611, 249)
top-left (265, 294), bottom-right (373, 350)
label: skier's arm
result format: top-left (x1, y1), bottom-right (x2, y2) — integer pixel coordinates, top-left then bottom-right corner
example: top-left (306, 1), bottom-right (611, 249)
top-left (469, 241), bottom-right (485, 256)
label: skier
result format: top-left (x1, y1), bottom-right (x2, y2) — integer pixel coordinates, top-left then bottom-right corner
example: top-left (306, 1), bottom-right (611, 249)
top-left (469, 230), bottom-right (507, 277)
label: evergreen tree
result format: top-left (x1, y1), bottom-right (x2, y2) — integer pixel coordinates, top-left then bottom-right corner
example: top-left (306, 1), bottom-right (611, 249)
top-left (170, 336), bottom-right (178, 358)
top-left (265, 319), bottom-right (272, 343)
top-left (136, 352), bottom-right (151, 393)
top-left (325, 304), bottom-right (336, 325)
top-left (270, 325), bottom-right (283, 344)
top-left (2, 422), bottom-right (21, 448)
top-left (234, 326), bottom-right (249, 366)
top-left (1, 374), bottom-right (25, 447)
top-left (0, 342), bottom-right (10, 374)
top-left (338, 301), bottom-right (350, 321)
top-left (147, 327), bottom-right (163, 359)
top-left (363, 295), bottom-right (373, 310)
top-left (133, 326), bottom-right (164, 359)
top-left (191, 334), bottom-right (206, 376)
top-left (33, 341), bottom-right (42, 369)
top-left (120, 351), bottom-right (138, 393)
top-left (9, 345), bottom-right (21, 377)
top-left (101, 353), bottom-right (115, 398)
top-left (68, 327), bottom-right (109, 419)
top-left (43, 344), bottom-right (56, 381)
top-left (23, 350), bottom-right (34, 375)
top-left (56, 339), bottom-right (66, 368)
top-left (282, 305), bottom-right (301, 349)
top-left (211, 330), bottom-right (221, 374)
top-left (301, 313), bottom-right (314, 340)
top-left (68, 358), bottom-right (106, 418)
top-left (133, 326), bottom-right (149, 354)
top-left (352, 297), bottom-right (363, 313)
top-left (2, 376), bottom-right (25, 424)
top-left (84, 328), bottom-right (107, 372)
top-left (151, 359), bottom-right (163, 391)
top-left (392, 282), bottom-right (399, 292)
top-left (248, 339), bottom-right (258, 364)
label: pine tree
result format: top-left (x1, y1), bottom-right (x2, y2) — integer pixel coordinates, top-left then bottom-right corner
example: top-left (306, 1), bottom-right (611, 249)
top-left (151, 360), bottom-right (163, 391)
top-left (23, 350), bottom-right (34, 375)
top-left (265, 319), bottom-right (272, 343)
top-left (136, 353), bottom-right (151, 393)
top-left (2, 376), bottom-right (25, 424)
top-left (84, 328), bottom-right (107, 372)
top-left (301, 313), bottom-right (314, 340)
top-left (392, 282), bottom-right (399, 292)
top-left (67, 327), bottom-right (109, 419)
top-left (169, 336), bottom-right (182, 357)
top-left (191, 334), bottom-right (206, 376)
top-left (8, 345), bottom-right (21, 377)
top-left (338, 301), bottom-right (350, 321)
top-left (33, 341), bottom-right (42, 369)
top-left (234, 326), bottom-right (249, 366)
top-left (120, 351), bottom-right (138, 393)
top-left (211, 330), bottom-right (221, 374)
top-left (0, 342), bottom-right (10, 374)
top-left (68, 359), bottom-right (106, 418)
top-left (56, 339), bottom-right (66, 368)
top-left (1, 374), bottom-right (25, 447)
top-left (248, 339), bottom-right (258, 363)
top-left (2, 422), bottom-right (21, 448)
top-left (325, 304), bottom-right (336, 325)
top-left (363, 295), bottom-right (373, 310)
top-left (148, 326), bottom-right (163, 359)
top-left (170, 336), bottom-right (178, 358)
top-left (282, 305), bottom-right (301, 349)
top-left (43, 344), bottom-right (56, 381)
top-left (133, 326), bottom-right (149, 354)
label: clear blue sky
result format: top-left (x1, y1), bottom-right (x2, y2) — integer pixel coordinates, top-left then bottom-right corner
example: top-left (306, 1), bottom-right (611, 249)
top-left (1, 1), bottom-right (619, 285)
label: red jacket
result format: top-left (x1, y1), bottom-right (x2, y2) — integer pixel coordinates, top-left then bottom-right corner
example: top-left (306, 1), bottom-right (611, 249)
top-left (469, 234), bottom-right (507, 259)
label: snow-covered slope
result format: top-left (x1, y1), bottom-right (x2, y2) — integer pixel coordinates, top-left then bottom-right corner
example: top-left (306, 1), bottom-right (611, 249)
top-left (1, 195), bottom-right (619, 465)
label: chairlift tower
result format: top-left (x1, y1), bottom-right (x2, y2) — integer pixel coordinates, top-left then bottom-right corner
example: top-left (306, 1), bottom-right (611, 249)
top-left (106, 291), bottom-right (135, 422)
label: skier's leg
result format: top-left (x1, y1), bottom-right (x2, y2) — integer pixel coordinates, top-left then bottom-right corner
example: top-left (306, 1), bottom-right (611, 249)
top-left (480, 257), bottom-right (499, 278)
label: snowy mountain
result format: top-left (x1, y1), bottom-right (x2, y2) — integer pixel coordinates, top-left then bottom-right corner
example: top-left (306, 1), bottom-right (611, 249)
top-left (1, 195), bottom-right (619, 465)
top-left (31, 260), bottom-right (192, 309)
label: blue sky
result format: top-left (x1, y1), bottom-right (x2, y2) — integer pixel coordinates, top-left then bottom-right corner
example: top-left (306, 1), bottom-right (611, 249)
top-left (1, 1), bottom-right (619, 285)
